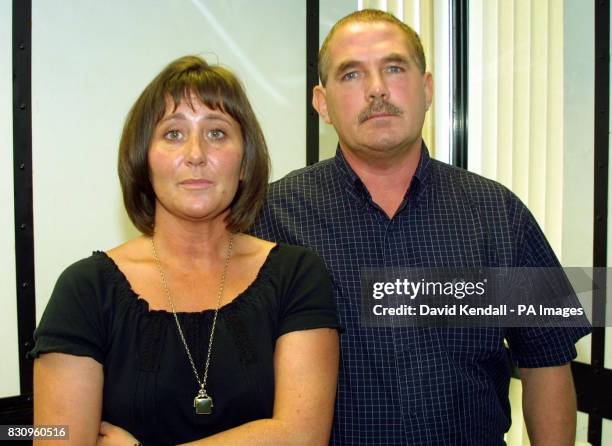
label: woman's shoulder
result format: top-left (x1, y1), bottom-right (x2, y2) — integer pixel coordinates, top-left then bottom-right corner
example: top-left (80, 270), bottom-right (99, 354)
top-left (58, 251), bottom-right (113, 284)
top-left (55, 237), bottom-right (146, 299)
top-left (30, 248), bottom-right (133, 363)
top-left (271, 242), bottom-right (328, 272)
top-left (240, 235), bottom-right (325, 273)
top-left (241, 234), bottom-right (319, 261)
top-left (105, 236), bottom-right (149, 265)
top-left (246, 240), bottom-right (331, 292)
top-left (249, 241), bottom-right (339, 336)
top-left (51, 256), bottom-right (127, 308)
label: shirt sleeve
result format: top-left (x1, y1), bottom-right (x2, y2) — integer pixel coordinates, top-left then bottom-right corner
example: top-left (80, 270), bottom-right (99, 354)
top-left (504, 195), bottom-right (591, 368)
top-left (276, 246), bottom-right (340, 337)
top-left (28, 255), bottom-right (108, 364)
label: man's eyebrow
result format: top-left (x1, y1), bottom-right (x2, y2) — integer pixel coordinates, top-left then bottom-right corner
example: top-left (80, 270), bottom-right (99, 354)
top-left (334, 60), bottom-right (362, 76)
top-left (381, 53), bottom-right (411, 65)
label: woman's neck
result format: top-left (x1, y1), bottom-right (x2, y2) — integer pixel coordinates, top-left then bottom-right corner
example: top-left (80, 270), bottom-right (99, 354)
top-left (151, 210), bottom-right (234, 269)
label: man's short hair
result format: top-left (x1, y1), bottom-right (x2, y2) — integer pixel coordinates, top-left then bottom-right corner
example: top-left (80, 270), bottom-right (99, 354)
top-left (118, 55), bottom-right (270, 235)
top-left (318, 9), bottom-right (426, 86)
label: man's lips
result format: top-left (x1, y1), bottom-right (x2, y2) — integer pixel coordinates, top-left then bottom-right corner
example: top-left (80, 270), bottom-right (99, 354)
top-left (363, 112), bottom-right (396, 121)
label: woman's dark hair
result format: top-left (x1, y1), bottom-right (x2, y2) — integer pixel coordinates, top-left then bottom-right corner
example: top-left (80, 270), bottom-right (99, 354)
top-left (118, 55), bottom-right (270, 235)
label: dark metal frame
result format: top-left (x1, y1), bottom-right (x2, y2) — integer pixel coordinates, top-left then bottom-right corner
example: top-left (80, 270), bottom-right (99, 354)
top-left (12, 0), bottom-right (35, 396)
top-left (451, 0), bottom-right (469, 169)
top-left (582, 0), bottom-right (610, 444)
top-left (306, 0), bottom-right (319, 165)
top-left (1, 0), bottom-right (35, 427)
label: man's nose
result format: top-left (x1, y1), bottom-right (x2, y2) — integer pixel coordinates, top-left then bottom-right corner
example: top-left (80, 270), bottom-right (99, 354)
top-left (367, 72), bottom-right (389, 100)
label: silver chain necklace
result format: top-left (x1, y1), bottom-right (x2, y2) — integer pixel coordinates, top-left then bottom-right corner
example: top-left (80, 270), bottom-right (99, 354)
top-left (150, 235), bottom-right (234, 415)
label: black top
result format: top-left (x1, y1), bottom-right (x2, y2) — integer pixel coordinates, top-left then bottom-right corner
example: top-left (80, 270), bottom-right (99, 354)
top-left (30, 243), bottom-right (339, 445)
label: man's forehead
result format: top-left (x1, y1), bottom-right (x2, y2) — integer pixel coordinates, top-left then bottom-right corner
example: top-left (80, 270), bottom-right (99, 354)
top-left (327, 21), bottom-right (412, 67)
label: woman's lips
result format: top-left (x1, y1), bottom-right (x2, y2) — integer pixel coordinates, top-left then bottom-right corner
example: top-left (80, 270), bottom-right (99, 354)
top-left (179, 178), bottom-right (213, 189)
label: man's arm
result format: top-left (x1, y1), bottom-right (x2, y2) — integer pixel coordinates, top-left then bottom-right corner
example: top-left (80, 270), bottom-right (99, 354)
top-left (518, 363), bottom-right (576, 446)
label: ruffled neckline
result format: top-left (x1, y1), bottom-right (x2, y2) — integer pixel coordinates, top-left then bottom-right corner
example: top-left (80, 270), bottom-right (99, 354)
top-left (93, 243), bottom-right (280, 317)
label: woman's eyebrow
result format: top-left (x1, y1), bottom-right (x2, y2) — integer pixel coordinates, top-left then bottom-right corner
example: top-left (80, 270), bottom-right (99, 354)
top-left (157, 111), bottom-right (232, 124)
top-left (158, 112), bottom-right (187, 124)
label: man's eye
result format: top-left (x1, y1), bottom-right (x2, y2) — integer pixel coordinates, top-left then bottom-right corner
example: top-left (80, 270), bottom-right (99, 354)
top-left (386, 65), bottom-right (404, 73)
top-left (164, 129), bottom-right (183, 141)
top-left (341, 71), bottom-right (360, 81)
top-left (208, 129), bottom-right (226, 140)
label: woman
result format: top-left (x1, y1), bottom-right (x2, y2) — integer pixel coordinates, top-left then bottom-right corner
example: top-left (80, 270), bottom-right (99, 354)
top-left (30, 56), bottom-right (340, 445)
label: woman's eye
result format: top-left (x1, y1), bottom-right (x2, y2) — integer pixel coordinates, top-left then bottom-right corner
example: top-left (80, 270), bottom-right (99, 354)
top-left (164, 129), bottom-right (183, 141)
top-left (208, 129), bottom-right (226, 140)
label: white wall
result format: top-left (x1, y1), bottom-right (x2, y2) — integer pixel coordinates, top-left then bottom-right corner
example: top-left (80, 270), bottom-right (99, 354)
top-left (563, 0), bottom-right (595, 375)
top-left (0, 0), bottom-right (20, 398)
top-left (562, 0), bottom-right (596, 356)
top-left (562, 0), bottom-right (595, 269)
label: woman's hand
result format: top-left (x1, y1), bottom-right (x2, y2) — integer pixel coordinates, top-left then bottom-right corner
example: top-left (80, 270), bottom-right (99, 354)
top-left (97, 421), bottom-right (141, 446)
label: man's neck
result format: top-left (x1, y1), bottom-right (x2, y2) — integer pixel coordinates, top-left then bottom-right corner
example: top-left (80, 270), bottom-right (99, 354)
top-left (340, 141), bottom-right (422, 218)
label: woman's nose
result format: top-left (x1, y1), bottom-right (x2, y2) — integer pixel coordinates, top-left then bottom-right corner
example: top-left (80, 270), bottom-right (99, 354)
top-left (185, 134), bottom-right (207, 166)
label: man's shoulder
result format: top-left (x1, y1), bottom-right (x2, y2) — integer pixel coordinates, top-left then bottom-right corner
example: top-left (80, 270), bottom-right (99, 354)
top-left (267, 158), bottom-right (337, 197)
top-left (273, 157), bottom-right (336, 183)
top-left (429, 158), bottom-right (518, 205)
top-left (253, 159), bottom-right (338, 241)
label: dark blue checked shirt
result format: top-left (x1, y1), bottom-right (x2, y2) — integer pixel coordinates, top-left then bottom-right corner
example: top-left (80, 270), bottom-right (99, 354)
top-left (251, 145), bottom-right (590, 445)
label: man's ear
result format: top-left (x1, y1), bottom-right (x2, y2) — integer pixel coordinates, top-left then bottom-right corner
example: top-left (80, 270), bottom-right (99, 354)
top-left (312, 85), bottom-right (332, 124)
top-left (423, 72), bottom-right (433, 111)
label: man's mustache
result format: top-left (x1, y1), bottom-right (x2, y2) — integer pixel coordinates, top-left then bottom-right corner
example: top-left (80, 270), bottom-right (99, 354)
top-left (358, 99), bottom-right (403, 123)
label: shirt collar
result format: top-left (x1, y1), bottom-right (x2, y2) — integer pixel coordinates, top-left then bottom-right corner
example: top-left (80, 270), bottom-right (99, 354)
top-left (333, 142), bottom-right (433, 204)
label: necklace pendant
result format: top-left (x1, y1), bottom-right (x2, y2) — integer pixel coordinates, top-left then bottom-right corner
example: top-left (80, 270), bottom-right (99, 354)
top-left (152, 236), bottom-right (234, 418)
top-left (194, 390), bottom-right (213, 415)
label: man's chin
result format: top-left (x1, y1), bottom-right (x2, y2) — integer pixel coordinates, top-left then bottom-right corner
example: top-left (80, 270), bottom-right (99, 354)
top-left (359, 137), bottom-right (419, 156)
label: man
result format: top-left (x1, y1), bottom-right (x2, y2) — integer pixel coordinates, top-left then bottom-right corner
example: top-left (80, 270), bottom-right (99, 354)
top-left (252, 9), bottom-right (589, 445)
